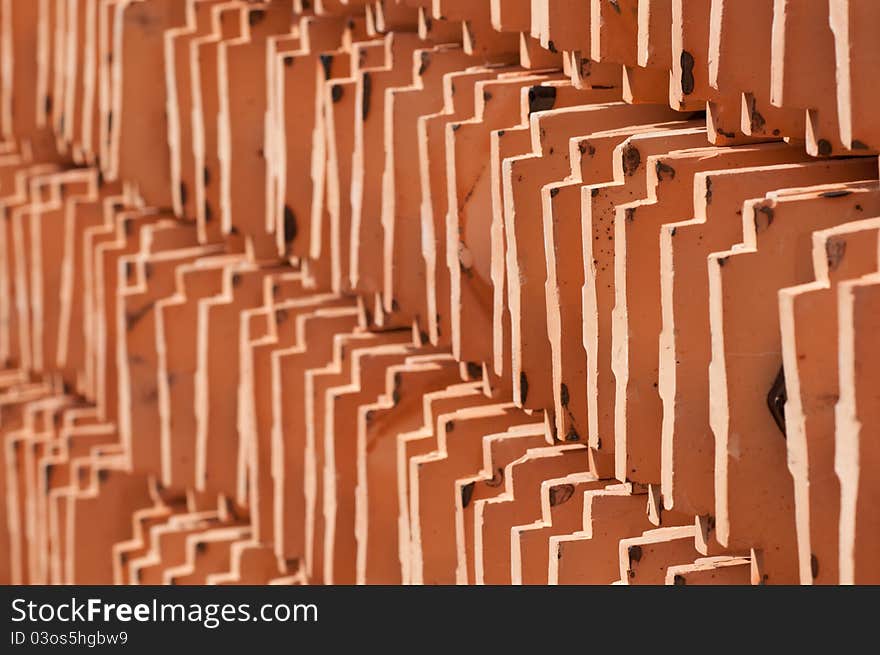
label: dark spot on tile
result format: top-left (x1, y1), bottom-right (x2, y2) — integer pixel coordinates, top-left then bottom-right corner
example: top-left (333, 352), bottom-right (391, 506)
top-left (754, 204), bottom-right (774, 231)
top-left (362, 72), bottom-right (372, 121)
top-left (579, 58), bottom-right (592, 77)
top-left (485, 467), bottom-right (504, 488)
top-left (418, 51), bottom-right (431, 76)
top-left (680, 51), bottom-right (695, 95)
top-left (748, 95), bottom-right (765, 133)
top-left (825, 238), bottom-right (846, 272)
top-left (319, 54), bottom-right (333, 80)
top-left (766, 365), bottom-right (787, 438)
top-left (284, 205), bottom-right (297, 243)
top-left (331, 84), bottom-right (344, 103)
top-left (655, 160), bottom-right (676, 181)
top-left (628, 544), bottom-right (643, 563)
top-left (621, 144), bottom-right (640, 176)
top-left (817, 139), bottom-right (832, 156)
top-left (528, 86), bottom-right (556, 114)
top-left (820, 189), bottom-right (852, 198)
top-left (519, 371), bottom-right (529, 405)
top-left (460, 481), bottom-right (475, 508)
top-left (549, 483), bottom-right (574, 507)
top-left (704, 515), bottom-right (716, 533)
top-left (560, 383), bottom-right (570, 407)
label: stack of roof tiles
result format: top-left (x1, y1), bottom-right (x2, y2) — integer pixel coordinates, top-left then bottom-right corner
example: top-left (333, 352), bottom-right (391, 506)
top-left (0, 0), bottom-right (878, 586)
